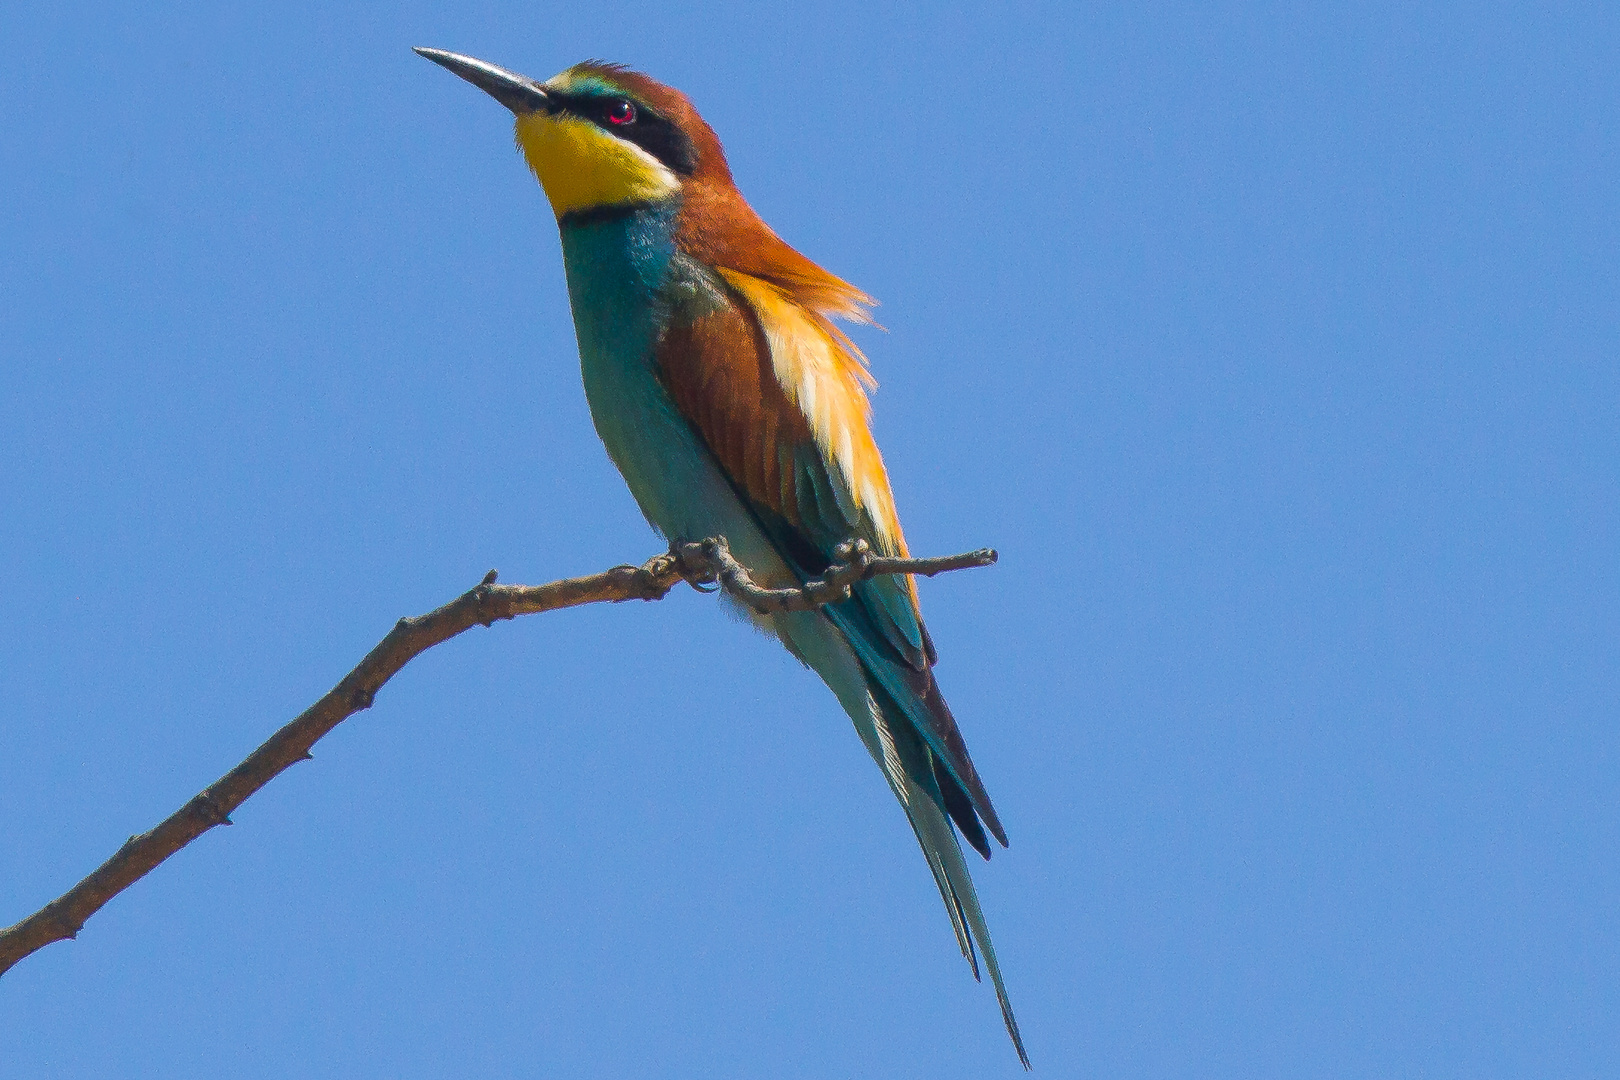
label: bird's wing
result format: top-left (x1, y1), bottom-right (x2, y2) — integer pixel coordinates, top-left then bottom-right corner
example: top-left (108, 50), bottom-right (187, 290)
top-left (656, 260), bottom-right (1029, 1065)
top-left (654, 260), bottom-right (1007, 854)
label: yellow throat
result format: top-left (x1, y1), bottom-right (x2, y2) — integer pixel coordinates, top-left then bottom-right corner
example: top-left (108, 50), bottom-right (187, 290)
top-left (514, 110), bottom-right (680, 219)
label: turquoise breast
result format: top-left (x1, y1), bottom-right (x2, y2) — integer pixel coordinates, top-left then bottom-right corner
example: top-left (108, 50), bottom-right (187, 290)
top-left (556, 204), bottom-right (768, 556)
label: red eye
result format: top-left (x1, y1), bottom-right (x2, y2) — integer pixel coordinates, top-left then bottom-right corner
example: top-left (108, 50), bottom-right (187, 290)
top-left (607, 99), bottom-right (636, 125)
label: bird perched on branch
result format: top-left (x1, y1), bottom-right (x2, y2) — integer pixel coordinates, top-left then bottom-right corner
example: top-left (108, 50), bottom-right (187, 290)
top-left (415, 48), bottom-right (1027, 1067)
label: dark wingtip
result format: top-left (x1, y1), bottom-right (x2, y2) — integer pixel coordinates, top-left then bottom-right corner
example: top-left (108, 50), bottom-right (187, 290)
top-left (934, 752), bottom-right (994, 858)
top-left (978, 782), bottom-right (1011, 848)
top-left (917, 673), bottom-right (1012, 849)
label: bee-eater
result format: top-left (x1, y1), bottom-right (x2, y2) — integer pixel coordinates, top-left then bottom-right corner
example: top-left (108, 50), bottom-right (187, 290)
top-left (415, 48), bottom-right (1027, 1066)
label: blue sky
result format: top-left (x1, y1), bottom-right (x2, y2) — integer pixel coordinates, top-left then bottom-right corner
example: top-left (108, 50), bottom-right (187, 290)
top-left (2, 2), bottom-right (1616, 1076)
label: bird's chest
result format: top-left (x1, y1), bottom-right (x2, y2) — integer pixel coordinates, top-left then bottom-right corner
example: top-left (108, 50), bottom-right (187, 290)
top-left (556, 210), bottom-right (725, 537)
top-left (558, 209), bottom-right (675, 384)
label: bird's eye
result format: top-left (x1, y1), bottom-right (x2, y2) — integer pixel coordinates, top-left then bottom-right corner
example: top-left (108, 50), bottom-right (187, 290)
top-left (606, 99), bottom-right (636, 125)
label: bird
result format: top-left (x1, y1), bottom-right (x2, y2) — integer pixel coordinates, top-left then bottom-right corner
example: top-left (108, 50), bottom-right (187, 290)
top-left (414, 47), bottom-right (1028, 1067)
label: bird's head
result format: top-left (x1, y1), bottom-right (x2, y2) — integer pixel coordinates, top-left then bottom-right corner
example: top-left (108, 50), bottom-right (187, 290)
top-left (416, 48), bottom-right (875, 325)
top-left (415, 48), bottom-right (727, 220)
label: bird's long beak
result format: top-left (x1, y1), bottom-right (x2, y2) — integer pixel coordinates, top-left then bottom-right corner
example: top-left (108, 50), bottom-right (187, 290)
top-left (413, 47), bottom-right (550, 114)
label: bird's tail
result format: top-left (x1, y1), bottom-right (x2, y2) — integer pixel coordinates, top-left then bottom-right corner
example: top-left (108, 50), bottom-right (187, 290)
top-left (863, 680), bottom-right (1030, 1069)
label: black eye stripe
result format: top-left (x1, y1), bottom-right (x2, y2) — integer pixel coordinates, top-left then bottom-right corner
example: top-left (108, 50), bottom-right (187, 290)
top-left (546, 89), bottom-right (698, 177)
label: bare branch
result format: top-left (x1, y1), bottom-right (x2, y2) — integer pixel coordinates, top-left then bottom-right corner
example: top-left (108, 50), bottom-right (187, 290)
top-left (0, 537), bottom-right (995, 977)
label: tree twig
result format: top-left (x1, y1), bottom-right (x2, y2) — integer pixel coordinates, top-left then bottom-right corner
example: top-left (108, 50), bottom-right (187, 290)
top-left (0, 537), bottom-right (995, 977)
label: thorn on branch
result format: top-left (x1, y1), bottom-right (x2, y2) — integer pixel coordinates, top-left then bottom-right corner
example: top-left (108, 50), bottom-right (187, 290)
top-left (472, 571), bottom-right (508, 626)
